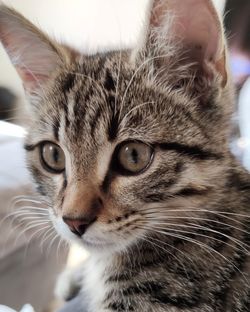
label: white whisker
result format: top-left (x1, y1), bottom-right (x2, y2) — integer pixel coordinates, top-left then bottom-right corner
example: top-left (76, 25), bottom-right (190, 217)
top-left (140, 222), bottom-right (249, 254)
top-left (138, 225), bottom-right (249, 286)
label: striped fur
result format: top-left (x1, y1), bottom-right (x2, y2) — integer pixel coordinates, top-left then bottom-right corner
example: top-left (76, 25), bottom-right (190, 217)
top-left (1, 1), bottom-right (250, 311)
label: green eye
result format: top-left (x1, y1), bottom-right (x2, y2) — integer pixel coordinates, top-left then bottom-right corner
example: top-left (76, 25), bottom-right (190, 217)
top-left (40, 142), bottom-right (65, 173)
top-left (115, 141), bottom-right (154, 175)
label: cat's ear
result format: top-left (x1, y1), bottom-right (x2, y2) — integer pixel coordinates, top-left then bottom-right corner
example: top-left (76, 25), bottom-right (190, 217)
top-left (135, 0), bottom-right (227, 89)
top-left (0, 6), bottom-right (67, 96)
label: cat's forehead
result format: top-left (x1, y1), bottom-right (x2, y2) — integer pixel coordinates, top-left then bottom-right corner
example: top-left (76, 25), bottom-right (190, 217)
top-left (58, 60), bottom-right (156, 141)
top-left (31, 51), bottom-right (206, 157)
top-left (42, 52), bottom-right (162, 138)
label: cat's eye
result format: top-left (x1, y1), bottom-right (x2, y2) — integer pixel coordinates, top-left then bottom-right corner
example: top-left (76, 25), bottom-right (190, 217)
top-left (115, 141), bottom-right (153, 175)
top-left (40, 142), bottom-right (65, 173)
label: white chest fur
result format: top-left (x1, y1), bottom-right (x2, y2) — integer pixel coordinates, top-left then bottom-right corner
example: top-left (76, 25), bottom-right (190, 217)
top-left (83, 255), bottom-right (113, 312)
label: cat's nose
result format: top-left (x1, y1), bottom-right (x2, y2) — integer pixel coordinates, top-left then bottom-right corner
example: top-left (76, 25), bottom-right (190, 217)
top-left (63, 216), bottom-right (97, 237)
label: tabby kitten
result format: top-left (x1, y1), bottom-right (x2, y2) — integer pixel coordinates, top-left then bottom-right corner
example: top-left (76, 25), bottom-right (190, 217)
top-left (1, 0), bottom-right (250, 311)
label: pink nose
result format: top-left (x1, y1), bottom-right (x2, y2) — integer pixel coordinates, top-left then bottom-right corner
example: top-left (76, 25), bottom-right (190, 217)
top-left (63, 216), bottom-right (96, 237)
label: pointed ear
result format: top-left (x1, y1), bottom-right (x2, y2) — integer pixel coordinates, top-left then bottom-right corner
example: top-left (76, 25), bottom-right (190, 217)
top-left (136, 0), bottom-right (227, 90)
top-left (0, 6), bottom-right (67, 96)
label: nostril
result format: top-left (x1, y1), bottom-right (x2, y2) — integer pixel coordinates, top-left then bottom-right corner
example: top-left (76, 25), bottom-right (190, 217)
top-left (63, 216), bottom-right (97, 237)
top-left (77, 224), bottom-right (88, 236)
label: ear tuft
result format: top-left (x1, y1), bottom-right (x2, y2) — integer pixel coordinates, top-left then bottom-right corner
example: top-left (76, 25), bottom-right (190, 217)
top-left (136, 0), bottom-right (228, 92)
top-left (0, 5), bottom-right (66, 95)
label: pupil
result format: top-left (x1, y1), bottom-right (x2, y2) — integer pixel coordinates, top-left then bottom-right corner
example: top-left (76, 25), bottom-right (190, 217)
top-left (131, 148), bottom-right (138, 164)
top-left (53, 147), bottom-right (59, 163)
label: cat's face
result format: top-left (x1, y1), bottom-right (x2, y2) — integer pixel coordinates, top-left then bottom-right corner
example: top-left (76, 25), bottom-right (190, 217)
top-left (0, 1), bottom-right (233, 253)
top-left (23, 52), bottom-right (226, 252)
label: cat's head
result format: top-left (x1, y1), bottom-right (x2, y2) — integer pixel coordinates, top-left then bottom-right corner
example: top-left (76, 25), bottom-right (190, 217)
top-left (0, 1), bottom-right (234, 253)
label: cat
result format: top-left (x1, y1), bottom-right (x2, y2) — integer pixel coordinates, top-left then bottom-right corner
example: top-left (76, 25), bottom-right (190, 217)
top-left (1, 0), bottom-right (250, 311)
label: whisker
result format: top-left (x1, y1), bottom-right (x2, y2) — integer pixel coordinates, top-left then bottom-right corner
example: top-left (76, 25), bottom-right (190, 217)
top-left (15, 206), bottom-right (49, 211)
top-left (13, 217), bottom-right (50, 228)
top-left (140, 207), bottom-right (250, 220)
top-left (138, 226), bottom-right (249, 286)
top-left (115, 50), bottom-right (122, 114)
top-left (40, 228), bottom-right (56, 251)
top-left (57, 237), bottom-right (66, 261)
top-left (10, 212), bottom-right (49, 218)
top-left (23, 225), bottom-right (51, 260)
top-left (139, 208), bottom-right (250, 230)
top-left (140, 222), bottom-right (249, 254)
top-left (47, 233), bottom-right (60, 258)
top-left (137, 232), bottom-right (195, 277)
top-left (7, 212), bottom-right (49, 229)
top-left (14, 220), bottom-right (51, 246)
top-left (120, 101), bottom-right (155, 125)
top-left (141, 215), bottom-right (250, 244)
top-left (4, 197), bottom-right (43, 216)
top-left (0, 210), bottom-right (45, 229)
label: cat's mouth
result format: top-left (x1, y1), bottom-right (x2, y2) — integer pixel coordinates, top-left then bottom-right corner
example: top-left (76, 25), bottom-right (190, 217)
top-left (52, 215), bottom-right (137, 252)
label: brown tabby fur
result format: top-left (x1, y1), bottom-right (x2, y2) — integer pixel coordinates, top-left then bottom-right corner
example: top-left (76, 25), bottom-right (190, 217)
top-left (0, 1), bottom-right (250, 311)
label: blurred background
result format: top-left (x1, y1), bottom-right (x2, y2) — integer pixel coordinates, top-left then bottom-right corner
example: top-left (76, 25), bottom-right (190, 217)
top-left (0, 0), bottom-right (249, 311)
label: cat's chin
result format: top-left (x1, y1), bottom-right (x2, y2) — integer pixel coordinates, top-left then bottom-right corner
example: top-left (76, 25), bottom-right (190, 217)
top-left (80, 233), bottom-right (134, 254)
top-left (70, 234), bottom-right (137, 255)
top-left (81, 237), bottom-right (115, 251)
